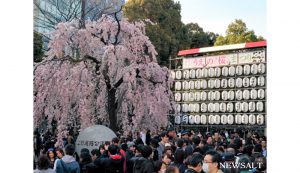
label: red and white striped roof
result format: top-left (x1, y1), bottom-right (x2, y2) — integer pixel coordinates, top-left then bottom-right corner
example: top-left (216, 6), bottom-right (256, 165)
top-left (178, 41), bottom-right (266, 56)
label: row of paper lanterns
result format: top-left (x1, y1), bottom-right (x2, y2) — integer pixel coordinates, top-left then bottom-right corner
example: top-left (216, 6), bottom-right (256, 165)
top-left (175, 89), bottom-right (265, 102)
top-left (176, 101), bottom-right (264, 113)
top-left (174, 76), bottom-right (265, 90)
top-left (171, 63), bottom-right (266, 80)
top-left (174, 114), bottom-right (265, 125)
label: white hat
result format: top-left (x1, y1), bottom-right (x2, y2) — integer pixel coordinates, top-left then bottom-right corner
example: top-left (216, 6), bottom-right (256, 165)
top-left (249, 102), bottom-right (256, 112)
top-left (221, 114), bottom-right (228, 124)
top-left (222, 91), bottom-right (228, 100)
top-left (196, 69), bottom-right (202, 78)
top-left (189, 81), bottom-right (195, 90)
top-left (201, 103), bottom-right (207, 112)
top-left (256, 102), bottom-right (264, 112)
top-left (258, 89), bottom-right (265, 99)
top-left (201, 91), bottom-right (207, 101)
top-left (227, 102), bottom-right (234, 112)
top-left (258, 76), bottom-right (265, 86)
top-left (215, 67), bottom-right (221, 77)
top-left (214, 91), bottom-right (221, 100)
top-left (250, 89), bottom-right (258, 99)
top-left (229, 66), bottom-right (235, 76)
top-left (228, 78), bottom-right (235, 88)
top-left (222, 66), bottom-right (229, 76)
top-left (243, 65), bottom-right (251, 75)
top-left (235, 114), bottom-right (242, 124)
top-left (249, 114), bottom-right (256, 125)
top-left (257, 114), bottom-right (264, 125)
top-left (215, 115), bottom-right (221, 124)
top-left (214, 103), bottom-right (220, 112)
top-left (242, 114), bottom-right (249, 124)
top-left (194, 115), bottom-right (201, 124)
top-left (227, 115), bottom-right (234, 124)
top-left (236, 90), bottom-right (243, 100)
top-left (251, 64), bottom-right (258, 74)
top-left (221, 79), bottom-right (228, 88)
top-left (258, 63), bottom-right (266, 74)
top-left (236, 78), bottom-right (243, 88)
top-left (201, 115), bottom-right (207, 124)
top-left (183, 70), bottom-right (190, 79)
top-left (236, 65), bottom-right (243, 75)
top-left (189, 115), bottom-right (195, 124)
top-left (176, 71), bottom-right (182, 79)
top-left (208, 68), bottom-right (215, 77)
top-left (243, 90), bottom-right (250, 100)
top-left (249, 77), bottom-right (257, 87)
top-left (190, 69), bottom-right (196, 78)
top-left (243, 77), bottom-right (250, 87)
top-left (235, 102), bottom-right (242, 112)
top-left (214, 79), bottom-right (221, 88)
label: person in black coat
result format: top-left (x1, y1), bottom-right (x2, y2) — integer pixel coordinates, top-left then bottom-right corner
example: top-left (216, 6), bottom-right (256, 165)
top-left (133, 145), bottom-right (156, 173)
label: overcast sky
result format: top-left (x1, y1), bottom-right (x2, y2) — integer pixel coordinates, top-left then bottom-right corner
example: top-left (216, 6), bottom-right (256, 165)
top-left (176, 0), bottom-right (266, 37)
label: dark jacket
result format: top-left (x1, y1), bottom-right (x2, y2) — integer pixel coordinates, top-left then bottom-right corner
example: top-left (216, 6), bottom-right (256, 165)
top-left (94, 154), bottom-right (124, 173)
top-left (171, 162), bottom-right (187, 173)
top-left (184, 168), bottom-right (198, 173)
top-left (126, 150), bottom-right (136, 173)
top-left (55, 155), bottom-right (80, 173)
top-left (133, 157), bottom-right (155, 173)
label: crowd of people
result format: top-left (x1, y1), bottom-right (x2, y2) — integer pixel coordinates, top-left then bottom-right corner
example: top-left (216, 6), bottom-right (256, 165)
top-left (33, 128), bottom-right (267, 173)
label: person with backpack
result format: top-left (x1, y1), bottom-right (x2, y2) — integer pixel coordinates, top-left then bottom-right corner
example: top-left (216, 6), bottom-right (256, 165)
top-left (133, 145), bottom-right (156, 173)
top-left (54, 144), bottom-right (80, 173)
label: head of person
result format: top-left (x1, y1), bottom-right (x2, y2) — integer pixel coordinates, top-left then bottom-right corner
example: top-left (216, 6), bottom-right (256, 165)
top-left (193, 136), bottom-right (201, 146)
top-left (91, 149), bottom-right (100, 161)
top-left (108, 144), bottom-right (118, 155)
top-left (162, 153), bottom-right (173, 166)
top-left (207, 136), bottom-right (213, 145)
top-left (167, 127), bottom-right (176, 138)
top-left (216, 146), bottom-right (224, 155)
top-left (254, 156), bottom-right (267, 172)
top-left (160, 131), bottom-right (169, 144)
top-left (261, 140), bottom-right (266, 148)
top-left (141, 145), bottom-right (152, 158)
top-left (112, 137), bottom-right (120, 146)
top-left (47, 148), bottom-right (56, 159)
top-left (99, 144), bottom-right (105, 154)
top-left (80, 148), bottom-right (90, 155)
top-left (181, 131), bottom-right (189, 139)
top-left (150, 139), bottom-right (159, 149)
top-left (226, 147), bottom-right (236, 156)
top-left (80, 151), bottom-right (91, 163)
top-left (65, 144), bottom-right (75, 156)
top-left (56, 148), bottom-right (64, 159)
top-left (187, 153), bottom-right (204, 173)
top-left (214, 132), bottom-right (220, 141)
top-left (176, 138), bottom-right (184, 148)
top-left (174, 148), bottom-right (185, 164)
top-left (121, 143), bottom-right (128, 152)
top-left (165, 166), bottom-right (180, 173)
top-left (253, 144), bottom-right (263, 153)
top-left (127, 142), bottom-right (136, 152)
top-left (37, 155), bottom-right (50, 170)
top-left (199, 139), bottom-right (207, 148)
top-left (164, 146), bottom-right (173, 156)
top-left (203, 150), bottom-right (222, 173)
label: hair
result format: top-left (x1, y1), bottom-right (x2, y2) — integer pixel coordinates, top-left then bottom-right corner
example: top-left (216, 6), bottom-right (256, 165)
top-left (112, 137), bottom-right (120, 144)
top-left (80, 148), bottom-right (90, 155)
top-left (141, 145), bottom-right (153, 158)
top-left (150, 138), bottom-right (159, 148)
top-left (56, 148), bottom-right (64, 156)
top-left (174, 148), bottom-right (185, 163)
top-left (136, 144), bottom-right (144, 153)
top-left (80, 152), bottom-right (92, 163)
top-left (91, 149), bottom-right (100, 157)
top-left (135, 137), bottom-right (144, 146)
top-left (108, 144), bottom-right (118, 155)
top-left (160, 131), bottom-right (169, 138)
top-left (205, 150), bottom-right (222, 169)
top-left (47, 148), bottom-right (56, 159)
top-left (188, 153), bottom-right (204, 167)
top-left (192, 136), bottom-right (201, 145)
top-left (162, 152), bottom-right (174, 162)
top-left (65, 144), bottom-right (75, 155)
top-left (121, 143), bottom-right (128, 152)
top-left (176, 138), bottom-right (184, 148)
top-left (200, 139), bottom-right (207, 145)
top-left (193, 147), bottom-right (205, 155)
top-left (254, 144), bottom-right (262, 153)
top-left (37, 155), bottom-right (50, 170)
top-left (243, 145), bottom-right (254, 156)
top-left (165, 166), bottom-right (179, 173)
top-left (226, 147), bottom-right (236, 156)
top-left (163, 146), bottom-right (173, 154)
top-left (99, 144), bottom-right (105, 150)
top-left (105, 141), bottom-right (110, 146)
top-left (216, 146), bottom-right (224, 153)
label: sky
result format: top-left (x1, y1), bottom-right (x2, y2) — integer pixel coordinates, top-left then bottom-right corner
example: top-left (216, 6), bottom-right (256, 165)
top-left (176, 0), bottom-right (266, 37)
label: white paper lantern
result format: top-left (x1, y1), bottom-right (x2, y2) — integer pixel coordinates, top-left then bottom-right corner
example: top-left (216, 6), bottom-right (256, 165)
top-left (208, 115), bottom-right (215, 124)
top-left (249, 114), bottom-right (256, 125)
top-left (236, 90), bottom-right (243, 100)
top-left (228, 90), bottom-right (235, 100)
top-left (235, 102), bottom-right (242, 112)
top-left (183, 70), bottom-right (190, 79)
top-left (171, 70), bottom-right (176, 79)
top-left (229, 66), bottom-right (235, 76)
top-left (251, 64), bottom-right (258, 74)
top-left (243, 90), bottom-right (250, 100)
top-left (242, 114), bottom-right (249, 124)
top-left (257, 114), bottom-right (264, 125)
top-left (183, 81), bottom-right (189, 90)
top-left (189, 81), bottom-right (195, 90)
top-left (236, 78), bottom-right (243, 88)
top-left (243, 65), bottom-right (251, 75)
top-left (227, 102), bottom-right (234, 112)
top-left (222, 91), bottom-right (228, 100)
top-left (228, 78), bottom-right (235, 88)
top-left (201, 80), bottom-right (207, 89)
top-left (182, 115), bottom-right (189, 124)
top-left (208, 79), bottom-right (215, 89)
top-left (175, 93), bottom-right (181, 101)
top-left (175, 115), bottom-right (181, 124)
top-left (220, 102), bottom-right (227, 112)
top-left (208, 68), bottom-right (215, 77)
top-left (235, 114), bottom-right (242, 124)
top-left (221, 115), bottom-right (228, 124)
top-left (190, 69), bottom-right (196, 78)
top-left (236, 65), bottom-right (243, 75)
top-left (201, 91), bottom-right (207, 101)
top-left (182, 104), bottom-right (188, 113)
top-left (175, 81), bottom-right (181, 90)
top-left (195, 92), bottom-right (201, 101)
top-left (258, 76), bottom-right (265, 86)
top-left (182, 92), bottom-right (189, 101)
top-left (256, 102), bottom-right (264, 112)
top-left (214, 103), bottom-right (220, 112)
top-left (249, 77), bottom-right (257, 87)
top-left (189, 92), bottom-right (195, 102)
top-left (249, 102), bottom-right (256, 112)
top-left (194, 115), bottom-right (201, 124)
top-left (258, 89), bottom-right (265, 99)
top-left (227, 115), bottom-right (234, 125)
top-left (208, 103), bottom-right (215, 112)
top-left (242, 102), bottom-right (249, 112)
top-left (215, 67), bottom-right (221, 77)
top-left (215, 115), bottom-right (221, 124)
top-left (176, 104), bottom-right (181, 112)
top-left (258, 63), bottom-right (266, 74)
top-left (176, 71), bottom-right (182, 79)
top-left (201, 115), bottom-right (207, 124)
top-left (221, 79), bottom-right (228, 88)
top-left (250, 89), bottom-right (258, 100)
top-left (195, 80), bottom-right (201, 89)
top-left (222, 67), bottom-right (229, 76)
top-left (196, 69), bottom-right (202, 78)
top-left (202, 68), bottom-right (208, 78)
top-left (214, 79), bottom-right (221, 88)
top-left (214, 91), bottom-right (221, 101)
top-left (243, 77), bottom-right (250, 87)
top-left (208, 91), bottom-right (214, 101)
top-left (194, 104), bottom-right (200, 112)
top-left (189, 115), bottom-right (195, 124)
top-left (201, 103), bottom-right (207, 112)
top-left (189, 104), bottom-right (195, 112)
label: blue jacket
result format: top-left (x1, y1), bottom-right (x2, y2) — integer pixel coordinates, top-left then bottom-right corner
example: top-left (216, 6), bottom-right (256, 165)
top-left (55, 155), bottom-right (80, 173)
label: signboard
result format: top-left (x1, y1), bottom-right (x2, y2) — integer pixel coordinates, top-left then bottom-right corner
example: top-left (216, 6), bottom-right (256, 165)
top-left (239, 50), bottom-right (266, 64)
top-left (75, 125), bottom-right (116, 154)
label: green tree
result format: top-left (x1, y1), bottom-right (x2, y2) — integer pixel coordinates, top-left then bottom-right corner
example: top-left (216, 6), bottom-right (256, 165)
top-left (124, 0), bottom-right (189, 66)
top-left (34, 31), bottom-right (44, 63)
top-left (214, 19), bottom-right (265, 46)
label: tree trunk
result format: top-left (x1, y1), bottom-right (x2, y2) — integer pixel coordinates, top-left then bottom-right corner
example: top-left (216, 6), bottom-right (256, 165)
top-left (108, 88), bottom-right (117, 131)
top-left (80, 0), bottom-right (86, 28)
